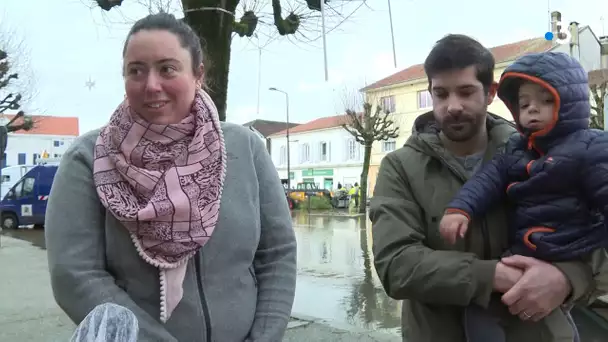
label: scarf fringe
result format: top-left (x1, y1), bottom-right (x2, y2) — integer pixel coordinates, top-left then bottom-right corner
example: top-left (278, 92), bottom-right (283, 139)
top-left (160, 269), bottom-right (168, 323)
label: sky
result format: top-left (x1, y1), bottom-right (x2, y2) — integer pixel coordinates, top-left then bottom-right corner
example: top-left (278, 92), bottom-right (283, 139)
top-left (1, 0), bottom-right (608, 134)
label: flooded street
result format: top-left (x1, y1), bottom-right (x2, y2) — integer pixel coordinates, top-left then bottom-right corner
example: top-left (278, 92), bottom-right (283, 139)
top-left (291, 212), bottom-right (401, 336)
top-left (4, 213), bottom-right (608, 340)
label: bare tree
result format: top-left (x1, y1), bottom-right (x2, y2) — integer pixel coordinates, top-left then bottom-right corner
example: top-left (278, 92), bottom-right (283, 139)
top-left (93, 0), bottom-right (368, 121)
top-left (342, 98), bottom-right (398, 213)
top-left (589, 69), bottom-right (608, 130)
top-left (0, 41), bottom-right (34, 133)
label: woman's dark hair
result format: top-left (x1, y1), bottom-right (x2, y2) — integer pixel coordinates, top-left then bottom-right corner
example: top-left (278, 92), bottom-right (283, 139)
top-left (424, 34), bottom-right (495, 92)
top-left (122, 12), bottom-right (205, 77)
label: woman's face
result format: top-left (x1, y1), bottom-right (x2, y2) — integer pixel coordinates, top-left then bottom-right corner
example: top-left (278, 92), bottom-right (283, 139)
top-left (123, 29), bottom-right (203, 124)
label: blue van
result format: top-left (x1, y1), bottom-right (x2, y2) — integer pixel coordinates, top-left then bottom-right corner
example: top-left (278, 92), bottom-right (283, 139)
top-left (0, 164), bottom-right (58, 229)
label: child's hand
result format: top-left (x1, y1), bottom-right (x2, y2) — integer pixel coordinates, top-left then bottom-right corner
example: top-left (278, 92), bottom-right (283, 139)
top-left (439, 213), bottom-right (470, 245)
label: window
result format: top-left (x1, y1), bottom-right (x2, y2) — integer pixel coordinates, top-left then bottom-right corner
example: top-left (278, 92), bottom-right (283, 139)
top-left (54, 154), bottom-right (62, 158)
top-left (381, 95), bottom-right (396, 113)
top-left (53, 140), bottom-right (64, 147)
top-left (18, 153), bottom-right (26, 165)
top-left (382, 140), bottom-right (397, 152)
top-left (279, 145), bottom-right (287, 165)
top-left (319, 142), bottom-right (328, 161)
top-left (33, 153), bottom-right (40, 164)
top-left (301, 143), bottom-right (310, 163)
top-left (347, 139), bottom-right (359, 160)
top-left (417, 90), bottom-right (433, 109)
top-left (13, 177), bottom-right (35, 198)
top-left (23, 177), bottom-right (35, 196)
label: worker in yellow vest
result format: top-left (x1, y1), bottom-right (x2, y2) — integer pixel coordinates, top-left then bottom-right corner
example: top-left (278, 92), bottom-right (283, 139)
top-left (348, 182), bottom-right (360, 207)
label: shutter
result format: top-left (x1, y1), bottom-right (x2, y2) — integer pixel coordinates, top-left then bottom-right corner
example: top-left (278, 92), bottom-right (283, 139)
top-left (343, 140), bottom-right (349, 162)
top-left (327, 141), bottom-right (331, 162)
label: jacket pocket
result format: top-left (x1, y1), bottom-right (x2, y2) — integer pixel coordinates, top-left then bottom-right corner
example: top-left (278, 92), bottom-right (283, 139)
top-left (248, 265), bottom-right (258, 287)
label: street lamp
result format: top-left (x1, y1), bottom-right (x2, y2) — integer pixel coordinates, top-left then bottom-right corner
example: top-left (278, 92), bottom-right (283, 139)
top-left (269, 87), bottom-right (291, 189)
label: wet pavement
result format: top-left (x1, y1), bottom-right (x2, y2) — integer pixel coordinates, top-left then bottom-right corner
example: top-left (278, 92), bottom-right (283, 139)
top-left (3, 212), bottom-right (608, 341)
top-left (290, 212), bottom-right (401, 336)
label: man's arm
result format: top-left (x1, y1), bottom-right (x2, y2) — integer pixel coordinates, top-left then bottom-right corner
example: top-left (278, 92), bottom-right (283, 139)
top-left (445, 152), bottom-right (510, 219)
top-left (246, 136), bottom-right (297, 341)
top-left (45, 146), bottom-right (178, 341)
top-left (370, 153), bottom-right (498, 308)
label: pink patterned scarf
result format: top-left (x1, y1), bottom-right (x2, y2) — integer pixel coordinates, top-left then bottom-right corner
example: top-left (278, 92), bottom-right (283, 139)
top-left (93, 90), bottom-right (226, 322)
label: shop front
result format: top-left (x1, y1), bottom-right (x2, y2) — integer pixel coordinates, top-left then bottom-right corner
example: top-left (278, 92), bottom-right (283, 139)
top-left (301, 168), bottom-right (334, 189)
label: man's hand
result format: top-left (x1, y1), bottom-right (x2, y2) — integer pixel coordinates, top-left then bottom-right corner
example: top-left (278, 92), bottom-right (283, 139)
top-left (500, 255), bottom-right (572, 322)
top-left (439, 213), bottom-right (469, 245)
top-left (493, 261), bottom-right (523, 293)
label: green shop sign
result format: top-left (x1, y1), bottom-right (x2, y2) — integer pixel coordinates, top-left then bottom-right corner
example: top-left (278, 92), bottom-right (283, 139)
top-left (301, 169), bottom-right (334, 177)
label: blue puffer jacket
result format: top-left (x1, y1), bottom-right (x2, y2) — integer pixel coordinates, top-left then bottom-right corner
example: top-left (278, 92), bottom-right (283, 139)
top-left (446, 52), bottom-right (608, 261)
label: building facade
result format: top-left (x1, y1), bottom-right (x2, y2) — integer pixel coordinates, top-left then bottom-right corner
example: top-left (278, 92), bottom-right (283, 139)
top-left (361, 17), bottom-right (603, 193)
top-left (0, 115), bottom-right (79, 167)
top-left (268, 115), bottom-right (363, 190)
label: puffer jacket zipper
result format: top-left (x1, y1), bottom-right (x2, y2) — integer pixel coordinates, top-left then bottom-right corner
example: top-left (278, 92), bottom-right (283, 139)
top-left (194, 251), bottom-right (212, 342)
top-left (436, 154), bottom-right (492, 259)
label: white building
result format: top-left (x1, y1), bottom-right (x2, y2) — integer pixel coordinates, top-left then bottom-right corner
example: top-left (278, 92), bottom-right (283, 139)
top-left (268, 114), bottom-right (363, 190)
top-left (0, 115), bottom-right (79, 167)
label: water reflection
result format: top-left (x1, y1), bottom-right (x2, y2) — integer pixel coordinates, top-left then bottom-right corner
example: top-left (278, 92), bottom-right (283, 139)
top-left (291, 212), bottom-right (401, 336)
top-left (1, 227), bottom-right (45, 249)
top-left (343, 217), bottom-right (401, 330)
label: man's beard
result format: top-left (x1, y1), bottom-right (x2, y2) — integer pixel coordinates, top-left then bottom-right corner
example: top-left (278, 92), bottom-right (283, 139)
top-left (441, 116), bottom-right (483, 142)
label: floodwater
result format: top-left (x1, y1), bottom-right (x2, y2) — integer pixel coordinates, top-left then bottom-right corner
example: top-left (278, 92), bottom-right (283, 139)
top-left (4, 213), bottom-right (608, 339)
top-left (290, 212), bottom-right (401, 336)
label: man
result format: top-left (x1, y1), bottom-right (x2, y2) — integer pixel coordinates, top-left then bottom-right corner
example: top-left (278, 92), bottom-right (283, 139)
top-left (370, 34), bottom-right (602, 342)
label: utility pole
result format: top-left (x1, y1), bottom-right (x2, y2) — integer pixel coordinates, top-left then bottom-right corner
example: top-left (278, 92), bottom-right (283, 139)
top-left (320, 0), bottom-right (329, 80)
top-left (256, 46), bottom-right (262, 116)
top-left (388, 0), bottom-right (397, 68)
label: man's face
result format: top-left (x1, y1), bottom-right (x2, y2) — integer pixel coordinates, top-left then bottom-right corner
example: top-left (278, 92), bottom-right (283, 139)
top-left (430, 66), bottom-right (496, 142)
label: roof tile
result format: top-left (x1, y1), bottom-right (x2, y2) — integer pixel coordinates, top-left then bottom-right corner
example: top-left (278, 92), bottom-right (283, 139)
top-left (242, 119), bottom-right (300, 137)
top-left (3, 115), bottom-right (79, 136)
top-left (362, 37), bottom-right (553, 91)
top-left (271, 114), bottom-right (349, 136)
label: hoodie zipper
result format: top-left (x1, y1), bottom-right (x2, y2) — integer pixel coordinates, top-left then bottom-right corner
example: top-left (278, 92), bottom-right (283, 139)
top-left (435, 154), bottom-right (492, 259)
top-left (194, 251), bottom-right (212, 342)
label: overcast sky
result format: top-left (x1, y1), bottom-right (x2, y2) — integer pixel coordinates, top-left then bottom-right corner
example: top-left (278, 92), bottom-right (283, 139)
top-left (1, 0), bottom-right (607, 134)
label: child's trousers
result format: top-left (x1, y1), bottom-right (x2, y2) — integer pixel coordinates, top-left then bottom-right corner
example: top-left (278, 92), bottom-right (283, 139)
top-left (464, 302), bottom-right (579, 342)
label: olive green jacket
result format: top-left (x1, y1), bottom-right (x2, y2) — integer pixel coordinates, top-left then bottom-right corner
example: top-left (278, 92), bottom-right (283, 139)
top-left (370, 112), bottom-right (598, 342)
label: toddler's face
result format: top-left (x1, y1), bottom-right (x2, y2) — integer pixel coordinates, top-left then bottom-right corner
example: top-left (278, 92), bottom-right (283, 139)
top-left (517, 82), bottom-right (555, 131)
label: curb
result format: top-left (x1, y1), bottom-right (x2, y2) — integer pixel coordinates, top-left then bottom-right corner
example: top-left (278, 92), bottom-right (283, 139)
top-left (299, 213), bottom-right (366, 218)
top-left (289, 313), bottom-right (399, 338)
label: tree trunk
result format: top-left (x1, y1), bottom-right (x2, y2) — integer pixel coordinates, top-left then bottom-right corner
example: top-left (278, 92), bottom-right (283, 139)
top-left (359, 143), bottom-right (372, 214)
top-left (183, 0), bottom-right (237, 122)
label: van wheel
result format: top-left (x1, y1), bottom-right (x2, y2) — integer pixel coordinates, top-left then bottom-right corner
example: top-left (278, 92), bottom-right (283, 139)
top-left (1, 213), bottom-right (18, 230)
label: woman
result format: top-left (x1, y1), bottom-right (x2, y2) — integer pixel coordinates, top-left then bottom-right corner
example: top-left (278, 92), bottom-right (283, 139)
top-left (45, 12), bottom-right (297, 342)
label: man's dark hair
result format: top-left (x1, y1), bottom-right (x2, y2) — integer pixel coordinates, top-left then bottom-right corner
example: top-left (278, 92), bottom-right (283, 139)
top-left (424, 34), bottom-right (495, 91)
